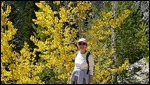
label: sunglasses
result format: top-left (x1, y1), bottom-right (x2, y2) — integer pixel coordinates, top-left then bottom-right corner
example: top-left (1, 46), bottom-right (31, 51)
top-left (78, 42), bottom-right (87, 45)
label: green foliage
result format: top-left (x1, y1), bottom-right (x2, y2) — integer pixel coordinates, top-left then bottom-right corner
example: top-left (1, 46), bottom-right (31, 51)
top-left (114, 1), bottom-right (149, 84)
top-left (116, 1), bottom-right (149, 64)
top-left (32, 24), bottom-right (49, 41)
top-left (37, 67), bottom-right (63, 84)
top-left (6, 1), bottom-right (39, 52)
top-left (145, 57), bottom-right (149, 63)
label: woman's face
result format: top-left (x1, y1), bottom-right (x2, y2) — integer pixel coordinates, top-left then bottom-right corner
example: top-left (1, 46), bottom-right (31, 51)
top-left (78, 42), bottom-right (87, 51)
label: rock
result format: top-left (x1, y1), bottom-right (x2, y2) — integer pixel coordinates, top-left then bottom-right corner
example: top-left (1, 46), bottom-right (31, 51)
top-left (118, 58), bottom-right (149, 84)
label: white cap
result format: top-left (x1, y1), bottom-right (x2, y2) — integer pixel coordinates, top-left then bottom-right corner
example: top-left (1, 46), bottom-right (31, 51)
top-left (78, 38), bottom-right (87, 43)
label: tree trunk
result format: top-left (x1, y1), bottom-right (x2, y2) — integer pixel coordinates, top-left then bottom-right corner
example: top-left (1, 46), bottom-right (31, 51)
top-left (111, 1), bottom-right (118, 84)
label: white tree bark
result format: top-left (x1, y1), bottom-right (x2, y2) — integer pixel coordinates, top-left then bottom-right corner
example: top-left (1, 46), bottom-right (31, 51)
top-left (111, 1), bottom-right (118, 84)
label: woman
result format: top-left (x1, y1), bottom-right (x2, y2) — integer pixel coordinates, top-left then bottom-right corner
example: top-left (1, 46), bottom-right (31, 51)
top-left (70, 38), bottom-right (94, 84)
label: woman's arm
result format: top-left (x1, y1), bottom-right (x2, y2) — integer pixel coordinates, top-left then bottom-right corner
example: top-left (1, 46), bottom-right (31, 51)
top-left (89, 54), bottom-right (94, 83)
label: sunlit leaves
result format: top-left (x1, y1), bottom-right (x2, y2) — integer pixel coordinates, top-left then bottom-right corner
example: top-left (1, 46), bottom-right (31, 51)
top-left (72, 1), bottom-right (92, 20)
top-left (31, 1), bottom-right (79, 84)
top-left (1, 2), bottom-right (42, 84)
top-left (53, 1), bottom-right (60, 6)
top-left (1, 2), bottom-right (17, 64)
top-left (59, 7), bottom-right (70, 22)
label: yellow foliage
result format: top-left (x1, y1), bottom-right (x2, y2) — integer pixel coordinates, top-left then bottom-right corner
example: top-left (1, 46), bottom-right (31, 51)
top-left (1, 2), bottom-right (42, 84)
top-left (31, 1), bottom-right (81, 84)
top-left (1, 2), bottom-right (17, 64)
top-left (72, 1), bottom-right (92, 20)
top-left (53, 1), bottom-right (60, 5)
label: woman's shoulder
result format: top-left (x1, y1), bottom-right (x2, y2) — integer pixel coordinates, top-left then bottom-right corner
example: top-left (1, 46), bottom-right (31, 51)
top-left (87, 51), bottom-right (93, 57)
